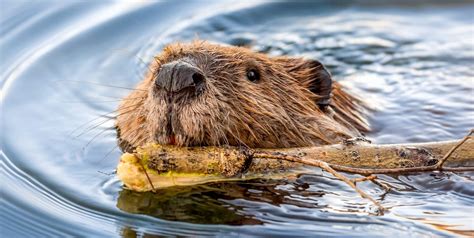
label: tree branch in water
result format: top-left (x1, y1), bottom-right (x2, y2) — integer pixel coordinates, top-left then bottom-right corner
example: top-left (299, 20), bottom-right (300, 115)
top-left (117, 130), bottom-right (473, 213)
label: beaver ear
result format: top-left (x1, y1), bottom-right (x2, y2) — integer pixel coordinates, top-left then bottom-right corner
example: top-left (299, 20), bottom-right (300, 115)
top-left (275, 57), bottom-right (333, 109)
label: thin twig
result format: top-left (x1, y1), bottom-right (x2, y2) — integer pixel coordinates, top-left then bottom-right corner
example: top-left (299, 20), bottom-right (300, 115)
top-left (138, 155), bottom-right (156, 192)
top-left (441, 166), bottom-right (474, 172)
top-left (253, 153), bottom-right (385, 212)
top-left (370, 179), bottom-right (391, 192)
top-left (312, 158), bottom-right (474, 176)
top-left (351, 175), bottom-right (391, 192)
top-left (325, 164), bottom-right (438, 175)
top-left (318, 161), bottom-right (385, 213)
top-left (351, 175), bottom-right (377, 183)
top-left (436, 129), bottom-right (473, 170)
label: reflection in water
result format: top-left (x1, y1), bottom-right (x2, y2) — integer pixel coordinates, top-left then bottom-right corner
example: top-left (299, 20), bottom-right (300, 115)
top-left (117, 183), bottom-right (264, 225)
top-left (2, 0), bottom-right (474, 237)
top-left (116, 178), bottom-right (334, 225)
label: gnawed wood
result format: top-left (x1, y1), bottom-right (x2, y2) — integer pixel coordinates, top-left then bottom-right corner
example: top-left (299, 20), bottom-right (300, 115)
top-left (117, 138), bottom-right (473, 192)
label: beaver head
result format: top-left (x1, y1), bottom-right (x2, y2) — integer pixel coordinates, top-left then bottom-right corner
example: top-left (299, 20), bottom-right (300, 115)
top-left (116, 41), bottom-right (369, 152)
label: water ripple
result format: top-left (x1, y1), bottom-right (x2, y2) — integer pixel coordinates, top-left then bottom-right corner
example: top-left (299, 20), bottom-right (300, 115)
top-left (1, 1), bottom-right (473, 237)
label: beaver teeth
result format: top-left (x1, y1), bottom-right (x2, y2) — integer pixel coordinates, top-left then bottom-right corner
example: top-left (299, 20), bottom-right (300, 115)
top-left (169, 134), bottom-right (176, 145)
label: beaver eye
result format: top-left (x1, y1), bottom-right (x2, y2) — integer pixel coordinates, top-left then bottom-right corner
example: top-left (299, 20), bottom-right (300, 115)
top-left (246, 69), bottom-right (260, 82)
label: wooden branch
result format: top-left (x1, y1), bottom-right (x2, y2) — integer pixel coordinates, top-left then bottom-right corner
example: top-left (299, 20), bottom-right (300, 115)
top-left (117, 136), bottom-right (473, 192)
top-left (117, 131), bottom-right (473, 211)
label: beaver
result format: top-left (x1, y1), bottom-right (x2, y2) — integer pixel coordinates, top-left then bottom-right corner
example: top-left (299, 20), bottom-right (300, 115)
top-left (116, 41), bottom-right (369, 152)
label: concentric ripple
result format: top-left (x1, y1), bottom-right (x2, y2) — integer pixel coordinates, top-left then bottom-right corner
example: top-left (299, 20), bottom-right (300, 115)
top-left (1, 1), bottom-right (473, 237)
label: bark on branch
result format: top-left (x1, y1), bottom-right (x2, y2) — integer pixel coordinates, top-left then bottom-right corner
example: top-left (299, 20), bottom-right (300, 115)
top-left (117, 130), bottom-right (473, 213)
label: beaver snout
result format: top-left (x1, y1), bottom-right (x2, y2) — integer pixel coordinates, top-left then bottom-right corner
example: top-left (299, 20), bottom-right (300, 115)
top-left (155, 60), bottom-right (206, 96)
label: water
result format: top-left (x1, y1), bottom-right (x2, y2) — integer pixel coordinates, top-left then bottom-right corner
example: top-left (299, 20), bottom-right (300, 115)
top-left (1, 1), bottom-right (473, 237)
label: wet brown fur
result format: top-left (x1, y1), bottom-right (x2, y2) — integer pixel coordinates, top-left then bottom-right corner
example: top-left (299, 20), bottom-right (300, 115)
top-left (116, 41), bottom-right (369, 152)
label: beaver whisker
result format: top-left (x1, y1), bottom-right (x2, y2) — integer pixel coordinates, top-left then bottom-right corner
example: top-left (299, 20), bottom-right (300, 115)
top-left (83, 126), bottom-right (116, 149)
top-left (75, 116), bottom-right (118, 138)
top-left (99, 144), bottom-right (120, 162)
top-left (61, 97), bottom-right (146, 103)
top-left (225, 125), bottom-right (250, 149)
top-left (74, 105), bottom-right (142, 138)
top-left (109, 48), bottom-right (156, 75)
top-left (55, 79), bottom-right (147, 91)
top-left (212, 116), bottom-right (228, 147)
top-left (230, 112), bottom-right (261, 145)
top-left (95, 95), bottom-right (147, 100)
top-left (219, 111), bottom-right (232, 146)
top-left (70, 102), bottom-right (143, 137)
top-left (217, 82), bottom-right (258, 148)
top-left (219, 127), bottom-right (230, 147)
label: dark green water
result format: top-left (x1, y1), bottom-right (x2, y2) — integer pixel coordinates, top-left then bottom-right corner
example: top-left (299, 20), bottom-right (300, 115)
top-left (1, 1), bottom-right (473, 237)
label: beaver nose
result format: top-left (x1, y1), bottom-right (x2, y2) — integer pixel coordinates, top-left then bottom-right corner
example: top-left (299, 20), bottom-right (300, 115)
top-left (155, 60), bottom-right (205, 93)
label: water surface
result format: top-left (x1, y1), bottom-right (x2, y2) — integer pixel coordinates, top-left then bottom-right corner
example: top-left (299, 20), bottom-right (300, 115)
top-left (2, 1), bottom-right (473, 237)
